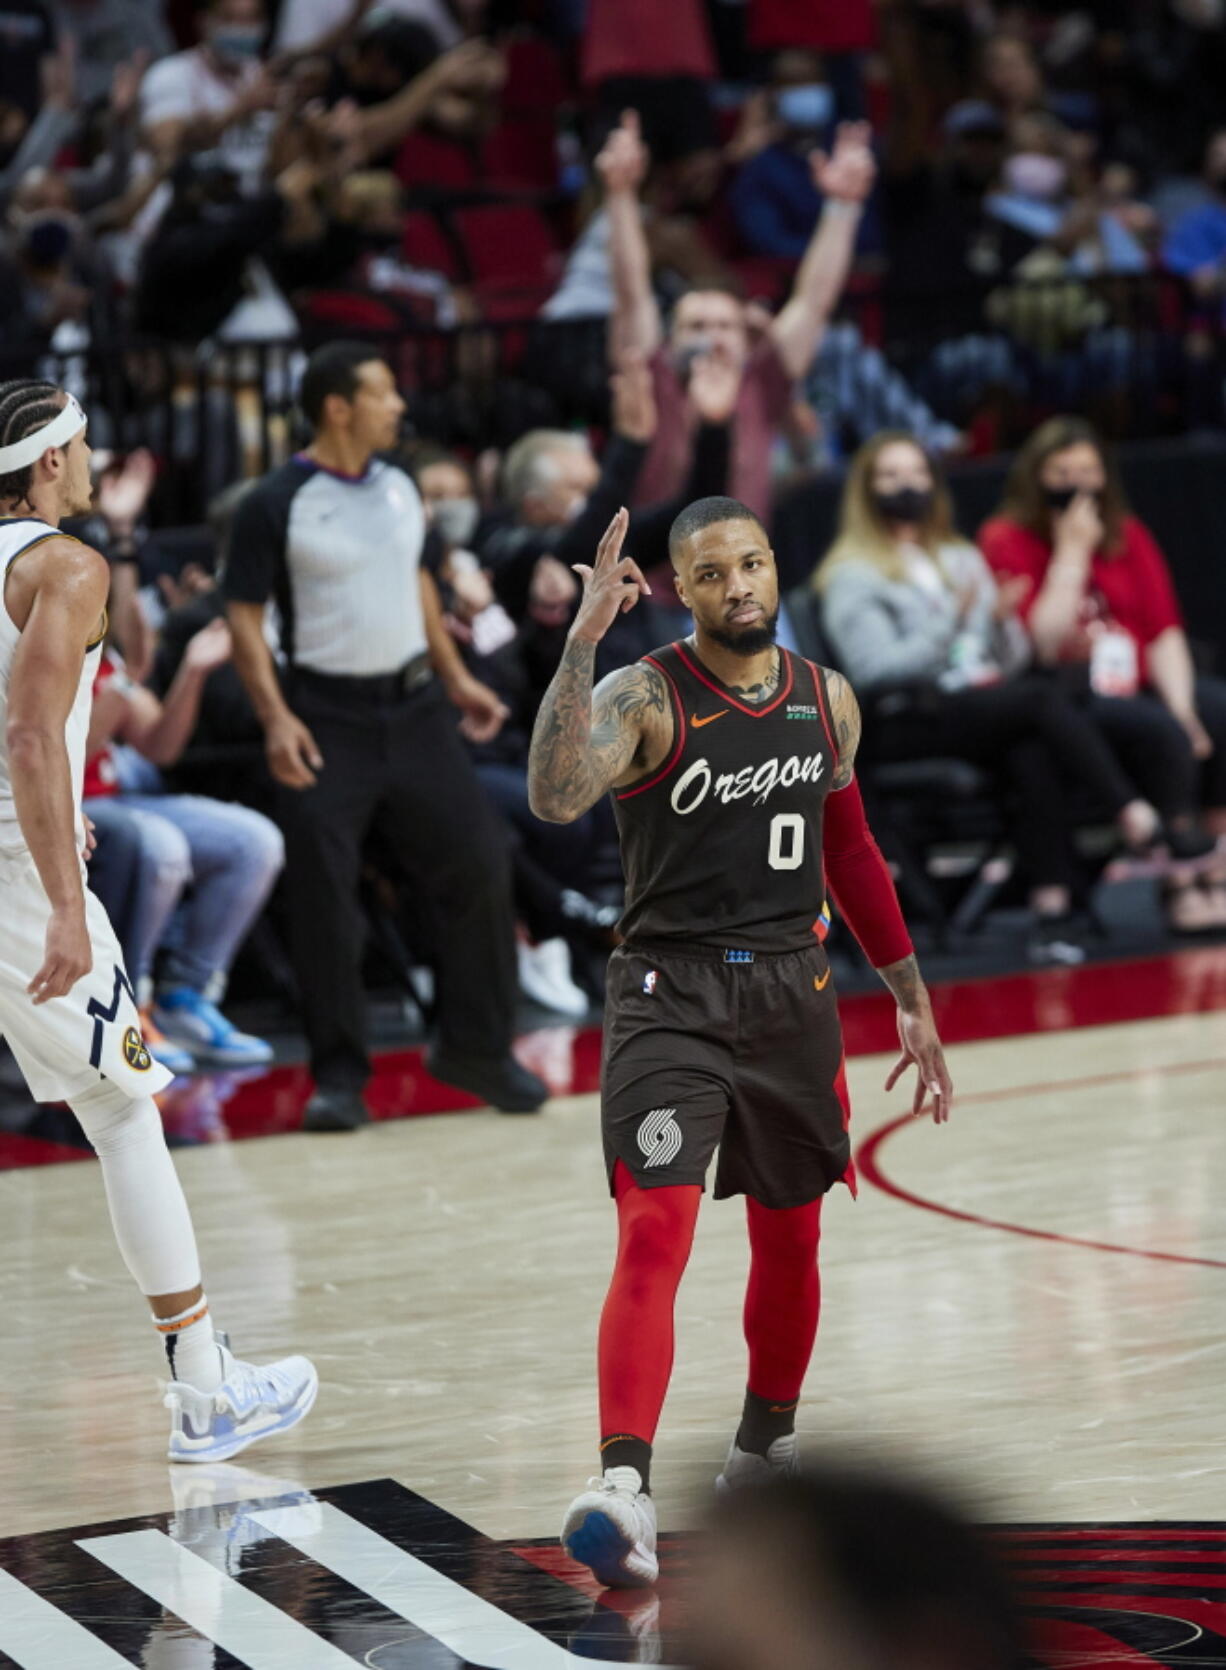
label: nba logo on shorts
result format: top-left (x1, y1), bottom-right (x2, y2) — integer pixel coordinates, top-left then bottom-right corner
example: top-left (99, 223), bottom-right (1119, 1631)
top-left (643, 969), bottom-right (658, 995)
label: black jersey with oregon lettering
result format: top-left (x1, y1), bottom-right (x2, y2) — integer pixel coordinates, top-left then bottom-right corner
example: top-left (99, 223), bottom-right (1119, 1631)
top-left (612, 640), bottom-right (837, 952)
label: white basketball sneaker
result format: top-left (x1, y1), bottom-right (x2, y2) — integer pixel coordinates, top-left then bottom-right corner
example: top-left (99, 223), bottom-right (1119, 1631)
top-left (562, 1467), bottom-right (659, 1588)
top-left (165, 1343), bottom-right (318, 1464)
top-left (715, 1432), bottom-right (799, 1495)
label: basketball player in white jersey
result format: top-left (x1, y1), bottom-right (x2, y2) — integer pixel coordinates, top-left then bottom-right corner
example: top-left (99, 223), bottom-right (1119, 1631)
top-left (0, 378), bottom-right (317, 1460)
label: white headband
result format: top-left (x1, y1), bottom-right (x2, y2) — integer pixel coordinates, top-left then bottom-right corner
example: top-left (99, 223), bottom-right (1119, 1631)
top-left (0, 394), bottom-right (86, 473)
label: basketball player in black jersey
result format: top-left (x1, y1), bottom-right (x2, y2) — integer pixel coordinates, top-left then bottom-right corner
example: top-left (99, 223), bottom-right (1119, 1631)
top-left (528, 496), bottom-right (953, 1589)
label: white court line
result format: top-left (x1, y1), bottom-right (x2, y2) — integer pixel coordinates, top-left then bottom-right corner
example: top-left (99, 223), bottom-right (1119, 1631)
top-left (0, 1564), bottom-right (132, 1669)
top-left (77, 1529), bottom-right (356, 1670)
top-left (252, 1501), bottom-right (679, 1670)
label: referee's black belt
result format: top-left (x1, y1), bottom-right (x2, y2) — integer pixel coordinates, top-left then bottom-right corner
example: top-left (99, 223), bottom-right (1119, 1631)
top-left (290, 652), bottom-right (433, 705)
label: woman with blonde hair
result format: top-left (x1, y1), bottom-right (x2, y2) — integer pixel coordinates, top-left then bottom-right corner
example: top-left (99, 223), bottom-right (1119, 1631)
top-left (816, 431), bottom-right (1161, 962)
top-left (981, 416), bottom-right (1226, 931)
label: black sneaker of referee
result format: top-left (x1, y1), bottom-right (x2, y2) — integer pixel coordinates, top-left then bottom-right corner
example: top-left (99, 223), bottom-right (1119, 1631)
top-left (427, 1048), bottom-right (547, 1114)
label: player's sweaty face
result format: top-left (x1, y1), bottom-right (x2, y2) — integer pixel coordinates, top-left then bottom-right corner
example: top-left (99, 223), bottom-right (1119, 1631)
top-left (675, 520), bottom-right (778, 640)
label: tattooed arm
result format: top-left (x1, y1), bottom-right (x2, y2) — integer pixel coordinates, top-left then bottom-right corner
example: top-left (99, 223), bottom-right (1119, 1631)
top-left (824, 668), bottom-right (863, 790)
top-left (529, 647), bottom-right (671, 823)
top-left (528, 508), bottom-right (668, 823)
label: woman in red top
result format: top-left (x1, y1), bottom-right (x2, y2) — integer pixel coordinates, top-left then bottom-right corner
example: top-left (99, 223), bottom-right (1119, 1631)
top-left (980, 417), bottom-right (1226, 931)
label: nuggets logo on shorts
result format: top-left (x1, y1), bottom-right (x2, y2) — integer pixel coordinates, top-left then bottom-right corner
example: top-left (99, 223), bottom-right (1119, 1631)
top-left (643, 969), bottom-right (658, 995)
top-left (122, 1026), bottom-right (152, 1072)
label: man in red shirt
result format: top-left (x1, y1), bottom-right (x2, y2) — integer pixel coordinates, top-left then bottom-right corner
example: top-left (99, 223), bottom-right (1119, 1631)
top-left (599, 110), bottom-right (875, 522)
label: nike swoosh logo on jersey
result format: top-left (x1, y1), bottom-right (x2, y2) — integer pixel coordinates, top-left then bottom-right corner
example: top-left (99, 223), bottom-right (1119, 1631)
top-left (814, 969), bottom-right (831, 992)
top-left (691, 709), bottom-right (729, 728)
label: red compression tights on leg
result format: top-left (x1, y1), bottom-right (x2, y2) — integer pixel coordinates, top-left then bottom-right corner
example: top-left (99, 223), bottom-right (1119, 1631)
top-left (597, 1161), bottom-right (702, 1443)
top-left (743, 1195), bottom-right (823, 1402)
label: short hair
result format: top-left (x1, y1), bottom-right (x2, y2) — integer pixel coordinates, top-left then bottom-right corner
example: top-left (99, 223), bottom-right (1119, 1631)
top-left (0, 379), bottom-right (66, 505)
top-left (714, 1464), bottom-right (1026, 1670)
top-left (668, 495), bottom-right (766, 563)
top-left (398, 440), bottom-right (471, 487)
top-left (502, 430), bottom-right (589, 511)
top-left (298, 341), bottom-right (388, 430)
top-left (670, 278), bottom-right (747, 317)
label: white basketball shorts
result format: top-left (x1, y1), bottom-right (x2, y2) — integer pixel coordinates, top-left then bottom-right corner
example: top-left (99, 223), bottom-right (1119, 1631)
top-left (0, 847), bottom-right (174, 1103)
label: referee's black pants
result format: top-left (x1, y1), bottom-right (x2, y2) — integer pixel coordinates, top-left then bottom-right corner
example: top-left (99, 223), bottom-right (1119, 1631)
top-left (278, 673), bottom-right (517, 1091)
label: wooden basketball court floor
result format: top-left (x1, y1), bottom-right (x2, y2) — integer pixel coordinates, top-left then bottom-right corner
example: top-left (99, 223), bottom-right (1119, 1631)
top-left (2, 946), bottom-right (1226, 1667)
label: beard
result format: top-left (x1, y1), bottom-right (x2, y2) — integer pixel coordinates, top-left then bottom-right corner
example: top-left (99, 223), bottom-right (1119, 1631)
top-left (704, 609), bottom-right (779, 657)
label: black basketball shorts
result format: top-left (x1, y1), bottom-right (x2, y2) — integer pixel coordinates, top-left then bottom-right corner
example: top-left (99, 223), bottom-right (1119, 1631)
top-left (601, 940), bottom-right (856, 1210)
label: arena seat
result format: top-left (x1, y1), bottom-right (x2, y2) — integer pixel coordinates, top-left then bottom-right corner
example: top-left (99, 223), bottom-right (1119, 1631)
top-left (452, 202), bottom-right (563, 309)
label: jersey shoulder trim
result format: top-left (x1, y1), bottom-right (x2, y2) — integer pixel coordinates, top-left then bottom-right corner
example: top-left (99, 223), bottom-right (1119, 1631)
top-left (614, 654), bottom-right (686, 802)
top-left (3, 528), bottom-right (84, 573)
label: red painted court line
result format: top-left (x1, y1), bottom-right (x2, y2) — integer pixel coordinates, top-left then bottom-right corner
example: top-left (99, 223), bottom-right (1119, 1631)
top-left (856, 1056), bottom-right (1226, 1271)
top-left (1028, 1617), bottom-right (1165, 1668)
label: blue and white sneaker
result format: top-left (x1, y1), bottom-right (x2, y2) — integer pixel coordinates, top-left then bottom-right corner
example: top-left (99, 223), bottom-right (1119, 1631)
top-left (166, 1343), bottom-right (318, 1464)
top-left (138, 1008), bottom-right (196, 1078)
top-left (562, 1468), bottom-right (658, 1588)
top-left (153, 986), bottom-right (275, 1067)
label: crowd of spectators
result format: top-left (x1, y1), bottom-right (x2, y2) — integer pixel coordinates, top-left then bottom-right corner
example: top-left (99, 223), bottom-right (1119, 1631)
top-left (1, 0), bottom-right (1226, 1084)
top-left (2, 0), bottom-right (1226, 450)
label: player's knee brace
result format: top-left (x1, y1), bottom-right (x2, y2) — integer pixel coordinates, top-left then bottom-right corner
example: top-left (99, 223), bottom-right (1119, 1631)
top-left (67, 1080), bottom-right (162, 1155)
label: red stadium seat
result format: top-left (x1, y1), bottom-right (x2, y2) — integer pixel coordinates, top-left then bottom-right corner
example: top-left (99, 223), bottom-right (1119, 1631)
top-left (479, 117), bottom-right (559, 192)
top-left (500, 35), bottom-right (572, 114)
top-left (394, 130), bottom-right (477, 193)
top-left (452, 202), bottom-right (562, 305)
top-left (295, 291), bottom-right (409, 333)
top-left (402, 210), bottom-right (461, 279)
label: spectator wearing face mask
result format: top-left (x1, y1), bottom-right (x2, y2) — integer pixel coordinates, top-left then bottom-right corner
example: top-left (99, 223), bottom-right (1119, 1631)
top-left (411, 446), bottom-right (618, 1018)
top-left (730, 50), bottom-right (867, 262)
top-left (980, 416), bottom-right (1226, 932)
top-left (0, 163), bottom-right (111, 345)
top-left (986, 115), bottom-right (1149, 278)
top-left (1162, 127), bottom-right (1226, 317)
top-left (138, 0), bottom-right (278, 192)
top-left (816, 431), bottom-right (1163, 964)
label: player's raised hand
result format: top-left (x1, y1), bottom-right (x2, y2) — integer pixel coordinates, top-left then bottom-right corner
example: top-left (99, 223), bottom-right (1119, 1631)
top-left (885, 1005), bottom-right (953, 1124)
top-left (29, 904), bottom-right (92, 1005)
top-left (570, 509), bottom-right (650, 645)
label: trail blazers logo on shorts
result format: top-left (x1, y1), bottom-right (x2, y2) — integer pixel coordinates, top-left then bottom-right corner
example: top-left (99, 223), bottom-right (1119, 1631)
top-left (122, 1026), bottom-right (152, 1072)
top-left (638, 1107), bottom-right (682, 1168)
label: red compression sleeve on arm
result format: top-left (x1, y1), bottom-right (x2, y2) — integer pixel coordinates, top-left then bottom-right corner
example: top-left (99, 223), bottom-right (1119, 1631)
top-left (822, 775), bottom-right (913, 969)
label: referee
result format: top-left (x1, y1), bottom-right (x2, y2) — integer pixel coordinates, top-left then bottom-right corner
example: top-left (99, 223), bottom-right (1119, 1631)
top-left (225, 341), bottom-right (548, 1128)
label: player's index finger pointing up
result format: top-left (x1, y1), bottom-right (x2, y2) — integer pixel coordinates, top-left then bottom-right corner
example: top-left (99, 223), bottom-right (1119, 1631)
top-left (595, 507), bottom-right (629, 570)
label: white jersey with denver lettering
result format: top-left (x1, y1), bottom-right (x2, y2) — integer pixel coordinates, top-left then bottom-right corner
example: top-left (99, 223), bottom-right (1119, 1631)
top-left (0, 516), bottom-right (100, 855)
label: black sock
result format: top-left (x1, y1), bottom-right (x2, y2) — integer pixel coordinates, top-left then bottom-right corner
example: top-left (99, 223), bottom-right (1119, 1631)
top-left (735, 1389), bottom-right (798, 1458)
top-left (599, 1433), bottom-right (652, 1493)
